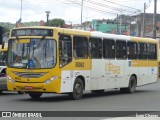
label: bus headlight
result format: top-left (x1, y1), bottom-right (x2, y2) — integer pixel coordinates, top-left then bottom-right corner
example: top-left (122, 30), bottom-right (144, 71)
top-left (44, 76), bottom-right (58, 84)
top-left (8, 76), bottom-right (15, 83)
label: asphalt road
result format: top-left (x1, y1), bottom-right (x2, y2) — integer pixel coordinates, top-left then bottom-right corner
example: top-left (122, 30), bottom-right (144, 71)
top-left (1, 80), bottom-right (160, 120)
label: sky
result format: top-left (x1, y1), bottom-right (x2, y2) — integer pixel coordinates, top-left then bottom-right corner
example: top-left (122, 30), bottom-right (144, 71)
top-left (0, 0), bottom-right (160, 24)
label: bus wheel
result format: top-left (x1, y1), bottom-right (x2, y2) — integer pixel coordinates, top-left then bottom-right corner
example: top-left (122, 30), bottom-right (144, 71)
top-left (28, 92), bottom-right (42, 99)
top-left (91, 90), bottom-right (104, 94)
top-left (120, 76), bottom-right (136, 93)
top-left (69, 78), bottom-right (83, 100)
top-left (125, 76), bottom-right (137, 93)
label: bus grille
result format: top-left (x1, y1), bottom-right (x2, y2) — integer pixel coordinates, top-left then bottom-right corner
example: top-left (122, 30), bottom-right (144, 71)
top-left (13, 72), bottom-right (47, 78)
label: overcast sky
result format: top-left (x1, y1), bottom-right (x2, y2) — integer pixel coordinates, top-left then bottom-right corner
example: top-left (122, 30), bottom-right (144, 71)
top-left (0, 0), bottom-right (160, 24)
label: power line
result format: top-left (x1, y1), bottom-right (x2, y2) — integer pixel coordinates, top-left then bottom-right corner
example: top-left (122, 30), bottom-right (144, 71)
top-left (86, 0), bottom-right (137, 14)
top-left (146, 0), bottom-right (153, 9)
top-left (62, 0), bottom-right (116, 15)
top-left (102, 0), bottom-right (142, 12)
top-left (21, 0), bottom-right (143, 22)
top-left (23, 0), bottom-right (141, 15)
top-left (65, 0), bottom-right (141, 16)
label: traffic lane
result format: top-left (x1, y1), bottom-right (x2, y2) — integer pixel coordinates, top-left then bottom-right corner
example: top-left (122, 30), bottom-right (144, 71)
top-left (0, 81), bottom-right (160, 111)
top-left (0, 76), bottom-right (7, 91)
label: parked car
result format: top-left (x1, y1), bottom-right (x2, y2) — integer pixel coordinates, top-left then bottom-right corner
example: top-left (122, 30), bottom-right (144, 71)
top-left (0, 65), bottom-right (24, 94)
top-left (0, 65), bottom-right (7, 93)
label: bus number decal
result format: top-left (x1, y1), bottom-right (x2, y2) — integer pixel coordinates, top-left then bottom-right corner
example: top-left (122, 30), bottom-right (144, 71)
top-left (75, 62), bottom-right (84, 68)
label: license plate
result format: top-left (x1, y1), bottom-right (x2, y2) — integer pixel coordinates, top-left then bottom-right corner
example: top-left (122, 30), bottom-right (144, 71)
top-left (24, 86), bottom-right (33, 90)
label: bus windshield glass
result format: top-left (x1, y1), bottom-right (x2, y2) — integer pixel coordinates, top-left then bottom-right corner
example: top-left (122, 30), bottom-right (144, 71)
top-left (7, 39), bottom-right (56, 69)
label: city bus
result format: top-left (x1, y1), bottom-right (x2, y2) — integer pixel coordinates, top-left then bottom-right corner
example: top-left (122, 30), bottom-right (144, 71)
top-left (7, 26), bottom-right (158, 99)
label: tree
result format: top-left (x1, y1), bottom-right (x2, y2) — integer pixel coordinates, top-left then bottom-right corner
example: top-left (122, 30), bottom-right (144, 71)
top-left (0, 26), bottom-right (3, 44)
top-left (0, 25), bottom-right (10, 44)
top-left (3, 26), bottom-right (9, 33)
top-left (45, 18), bottom-right (65, 27)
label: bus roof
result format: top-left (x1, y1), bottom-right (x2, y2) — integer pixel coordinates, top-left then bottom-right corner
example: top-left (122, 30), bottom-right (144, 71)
top-left (91, 32), bottom-right (130, 40)
top-left (11, 26), bottom-right (158, 44)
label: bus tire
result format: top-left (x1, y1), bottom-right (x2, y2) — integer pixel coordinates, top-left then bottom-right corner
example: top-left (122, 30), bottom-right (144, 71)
top-left (28, 92), bottom-right (42, 99)
top-left (120, 76), bottom-right (137, 93)
top-left (91, 90), bottom-right (104, 94)
top-left (127, 76), bottom-right (137, 93)
top-left (69, 78), bottom-right (83, 100)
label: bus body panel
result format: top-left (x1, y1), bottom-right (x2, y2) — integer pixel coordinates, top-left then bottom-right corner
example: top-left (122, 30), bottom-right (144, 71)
top-left (60, 70), bottom-right (91, 93)
top-left (7, 66), bottom-right (62, 93)
top-left (60, 58), bottom-right (92, 92)
top-left (90, 59), bottom-right (105, 90)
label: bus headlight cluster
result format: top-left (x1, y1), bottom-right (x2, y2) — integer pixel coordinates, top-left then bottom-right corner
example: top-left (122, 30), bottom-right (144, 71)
top-left (44, 76), bottom-right (58, 84)
top-left (8, 76), bottom-right (15, 83)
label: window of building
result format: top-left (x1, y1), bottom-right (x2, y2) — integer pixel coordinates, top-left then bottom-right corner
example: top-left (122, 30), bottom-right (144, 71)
top-left (116, 40), bottom-right (127, 59)
top-left (138, 43), bottom-right (147, 59)
top-left (90, 38), bottom-right (102, 59)
top-left (103, 39), bottom-right (115, 59)
top-left (127, 42), bottom-right (137, 59)
top-left (148, 43), bottom-right (157, 60)
top-left (59, 34), bottom-right (72, 67)
top-left (73, 36), bottom-right (88, 58)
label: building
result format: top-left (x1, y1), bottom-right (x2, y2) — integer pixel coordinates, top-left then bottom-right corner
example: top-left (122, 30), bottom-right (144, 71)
top-left (131, 13), bottom-right (160, 38)
top-left (17, 20), bottom-right (44, 27)
top-left (92, 19), bottom-right (129, 35)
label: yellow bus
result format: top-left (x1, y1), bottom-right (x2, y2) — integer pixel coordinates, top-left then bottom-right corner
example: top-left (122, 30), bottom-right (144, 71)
top-left (7, 26), bottom-right (158, 99)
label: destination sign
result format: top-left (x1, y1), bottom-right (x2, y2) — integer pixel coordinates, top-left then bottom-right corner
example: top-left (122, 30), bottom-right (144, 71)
top-left (11, 29), bottom-right (53, 37)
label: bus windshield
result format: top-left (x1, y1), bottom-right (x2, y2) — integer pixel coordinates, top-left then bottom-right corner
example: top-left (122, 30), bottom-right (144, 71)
top-left (7, 38), bottom-right (56, 69)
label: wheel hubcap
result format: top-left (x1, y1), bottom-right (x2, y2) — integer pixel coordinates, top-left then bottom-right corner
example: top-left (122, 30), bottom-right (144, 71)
top-left (75, 83), bottom-right (81, 96)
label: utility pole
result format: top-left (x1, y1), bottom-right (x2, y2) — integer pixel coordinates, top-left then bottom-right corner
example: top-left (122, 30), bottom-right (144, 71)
top-left (142, 3), bottom-right (146, 38)
top-left (45, 11), bottom-right (50, 23)
top-left (120, 15), bottom-right (122, 35)
top-left (81, 0), bottom-right (84, 25)
top-left (130, 18), bottom-right (131, 36)
top-left (20, 0), bottom-right (22, 20)
top-left (117, 14), bottom-right (119, 34)
top-left (153, 0), bottom-right (157, 39)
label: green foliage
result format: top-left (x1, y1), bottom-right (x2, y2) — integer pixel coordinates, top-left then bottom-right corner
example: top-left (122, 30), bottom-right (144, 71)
top-left (0, 25), bottom-right (9, 34)
top-left (3, 27), bottom-right (9, 33)
top-left (45, 18), bottom-right (65, 27)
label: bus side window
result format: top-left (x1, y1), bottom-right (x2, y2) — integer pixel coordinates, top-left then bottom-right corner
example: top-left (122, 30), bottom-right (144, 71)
top-left (138, 43), bottom-right (147, 59)
top-left (148, 43), bottom-right (157, 60)
top-left (73, 36), bottom-right (88, 58)
top-left (90, 37), bottom-right (102, 59)
top-left (116, 40), bottom-right (126, 59)
top-left (59, 34), bottom-right (72, 67)
top-left (127, 41), bottom-right (137, 59)
top-left (103, 39), bottom-right (115, 59)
